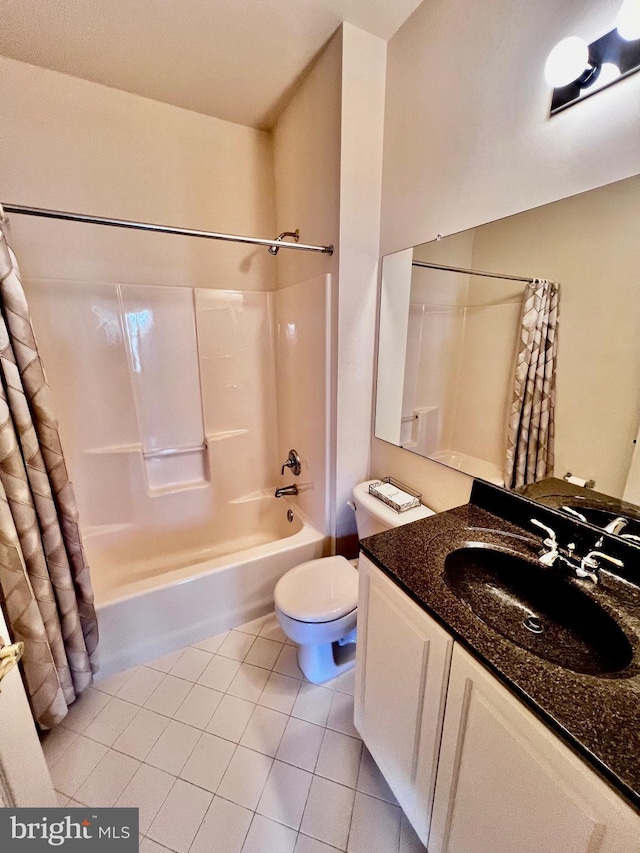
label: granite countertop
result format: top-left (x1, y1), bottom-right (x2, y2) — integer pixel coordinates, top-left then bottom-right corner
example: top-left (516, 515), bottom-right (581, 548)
top-left (518, 477), bottom-right (640, 528)
top-left (359, 502), bottom-right (640, 811)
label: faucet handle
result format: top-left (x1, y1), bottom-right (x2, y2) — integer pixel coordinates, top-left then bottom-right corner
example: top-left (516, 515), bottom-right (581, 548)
top-left (281, 449), bottom-right (301, 477)
top-left (580, 550), bottom-right (624, 581)
top-left (530, 518), bottom-right (558, 548)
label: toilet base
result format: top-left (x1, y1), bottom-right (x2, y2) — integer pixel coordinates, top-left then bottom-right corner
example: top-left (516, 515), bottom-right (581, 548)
top-left (297, 640), bottom-right (356, 684)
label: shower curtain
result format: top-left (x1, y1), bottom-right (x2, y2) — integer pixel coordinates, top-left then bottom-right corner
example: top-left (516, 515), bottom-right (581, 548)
top-left (0, 207), bottom-right (98, 729)
top-left (505, 279), bottom-right (559, 490)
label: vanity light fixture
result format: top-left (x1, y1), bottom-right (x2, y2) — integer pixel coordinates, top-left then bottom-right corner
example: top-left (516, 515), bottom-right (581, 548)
top-left (545, 0), bottom-right (640, 114)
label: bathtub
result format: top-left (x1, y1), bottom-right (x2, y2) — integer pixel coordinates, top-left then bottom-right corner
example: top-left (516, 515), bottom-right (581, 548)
top-left (91, 497), bottom-right (326, 679)
top-left (430, 450), bottom-right (505, 486)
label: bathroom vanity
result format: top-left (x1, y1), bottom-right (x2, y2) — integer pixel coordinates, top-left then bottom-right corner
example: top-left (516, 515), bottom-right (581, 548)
top-left (354, 483), bottom-right (640, 852)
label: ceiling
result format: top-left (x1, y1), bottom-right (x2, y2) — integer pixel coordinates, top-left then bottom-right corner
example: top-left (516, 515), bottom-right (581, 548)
top-left (0, 0), bottom-right (423, 129)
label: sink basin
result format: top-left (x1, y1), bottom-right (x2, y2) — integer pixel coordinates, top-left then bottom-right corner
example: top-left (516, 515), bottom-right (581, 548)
top-left (444, 546), bottom-right (633, 676)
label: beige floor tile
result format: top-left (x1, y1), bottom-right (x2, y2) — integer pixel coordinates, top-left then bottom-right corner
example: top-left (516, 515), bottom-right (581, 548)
top-left (217, 746), bottom-right (273, 810)
top-left (217, 631), bottom-right (256, 661)
top-left (256, 760), bottom-right (313, 830)
top-left (180, 732), bottom-right (236, 792)
top-left (83, 696), bottom-right (139, 746)
top-left (273, 645), bottom-right (304, 679)
top-left (116, 667), bottom-right (166, 706)
top-left (291, 684), bottom-right (334, 727)
top-left (245, 636), bottom-right (284, 670)
top-left (168, 647), bottom-right (213, 682)
top-left (173, 683), bottom-right (224, 729)
top-left (147, 779), bottom-right (212, 853)
top-left (113, 708), bottom-right (170, 761)
top-left (49, 735), bottom-right (109, 798)
top-left (206, 694), bottom-right (255, 743)
top-left (276, 717), bottom-right (325, 772)
top-left (198, 655), bottom-right (242, 692)
top-left (190, 796), bottom-right (253, 853)
top-left (240, 705), bottom-right (288, 757)
top-left (144, 675), bottom-right (192, 717)
top-left (74, 749), bottom-right (140, 807)
top-left (42, 726), bottom-right (79, 768)
top-left (234, 616), bottom-right (268, 636)
top-left (294, 835), bottom-right (342, 853)
top-left (315, 729), bottom-right (362, 788)
top-left (145, 720), bottom-right (200, 776)
top-left (356, 747), bottom-right (397, 804)
top-left (347, 791), bottom-right (401, 853)
top-left (192, 630), bottom-right (229, 654)
top-left (258, 672), bottom-right (301, 714)
top-left (93, 666), bottom-right (139, 696)
top-left (146, 649), bottom-right (185, 673)
top-left (227, 663), bottom-right (271, 702)
top-left (326, 691), bottom-right (359, 739)
top-left (241, 814), bottom-right (297, 853)
top-left (115, 763), bottom-right (174, 834)
top-left (300, 776), bottom-right (355, 851)
top-left (61, 688), bottom-right (110, 734)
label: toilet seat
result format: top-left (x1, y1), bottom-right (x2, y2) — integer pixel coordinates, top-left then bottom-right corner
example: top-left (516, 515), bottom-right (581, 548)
top-left (275, 556), bottom-right (358, 623)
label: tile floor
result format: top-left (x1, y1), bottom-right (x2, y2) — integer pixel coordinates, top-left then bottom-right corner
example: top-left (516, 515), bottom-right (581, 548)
top-left (43, 613), bottom-right (426, 853)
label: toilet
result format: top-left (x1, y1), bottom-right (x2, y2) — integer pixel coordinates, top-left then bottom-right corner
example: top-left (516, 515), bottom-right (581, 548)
top-left (274, 480), bottom-right (434, 683)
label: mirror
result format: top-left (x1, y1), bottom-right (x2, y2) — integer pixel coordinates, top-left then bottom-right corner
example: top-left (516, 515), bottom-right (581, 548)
top-left (375, 174), bottom-right (640, 534)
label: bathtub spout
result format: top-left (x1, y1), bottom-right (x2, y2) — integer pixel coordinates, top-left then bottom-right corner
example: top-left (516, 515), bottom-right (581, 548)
top-left (275, 485), bottom-right (298, 498)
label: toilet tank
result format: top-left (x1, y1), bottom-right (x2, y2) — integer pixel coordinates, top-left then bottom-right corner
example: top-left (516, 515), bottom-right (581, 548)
top-left (352, 480), bottom-right (435, 539)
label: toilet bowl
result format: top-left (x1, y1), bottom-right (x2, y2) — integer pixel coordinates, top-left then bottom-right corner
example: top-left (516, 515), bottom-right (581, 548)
top-left (275, 556), bottom-right (358, 684)
top-left (274, 480), bottom-right (435, 684)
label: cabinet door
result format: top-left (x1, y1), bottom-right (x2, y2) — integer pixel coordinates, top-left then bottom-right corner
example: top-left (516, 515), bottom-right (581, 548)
top-left (354, 554), bottom-right (453, 846)
top-left (430, 645), bottom-right (640, 853)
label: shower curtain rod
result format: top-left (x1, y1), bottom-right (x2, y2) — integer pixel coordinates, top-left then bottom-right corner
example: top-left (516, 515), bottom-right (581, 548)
top-left (1, 203), bottom-right (334, 255)
top-left (412, 260), bottom-right (543, 283)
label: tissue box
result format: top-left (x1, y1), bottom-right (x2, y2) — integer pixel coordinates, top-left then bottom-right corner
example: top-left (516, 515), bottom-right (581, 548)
top-left (368, 477), bottom-right (421, 513)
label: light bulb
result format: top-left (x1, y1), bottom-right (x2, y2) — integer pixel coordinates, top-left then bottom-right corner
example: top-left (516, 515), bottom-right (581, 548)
top-left (544, 36), bottom-right (589, 87)
top-left (617, 0), bottom-right (640, 40)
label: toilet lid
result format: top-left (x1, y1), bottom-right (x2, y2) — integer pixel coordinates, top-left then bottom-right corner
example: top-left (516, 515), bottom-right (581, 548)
top-left (275, 556), bottom-right (358, 623)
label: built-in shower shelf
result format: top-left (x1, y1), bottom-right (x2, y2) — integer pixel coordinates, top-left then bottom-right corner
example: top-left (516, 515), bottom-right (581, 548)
top-left (85, 443), bottom-right (142, 455)
top-left (206, 429), bottom-right (249, 442)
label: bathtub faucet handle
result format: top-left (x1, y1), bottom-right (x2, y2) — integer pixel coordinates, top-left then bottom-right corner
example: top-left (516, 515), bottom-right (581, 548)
top-left (281, 449), bottom-right (301, 477)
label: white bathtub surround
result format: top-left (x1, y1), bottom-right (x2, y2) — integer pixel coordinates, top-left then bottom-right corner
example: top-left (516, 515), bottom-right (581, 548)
top-left (25, 274), bottom-right (333, 675)
top-left (46, 614), bottom-right (423, 853)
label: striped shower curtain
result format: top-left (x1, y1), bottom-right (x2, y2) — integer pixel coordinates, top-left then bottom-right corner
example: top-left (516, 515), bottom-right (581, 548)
top-left (0, 207), bottom-right (98, 728)
top-left (504, 279), bottom-right (559, 490)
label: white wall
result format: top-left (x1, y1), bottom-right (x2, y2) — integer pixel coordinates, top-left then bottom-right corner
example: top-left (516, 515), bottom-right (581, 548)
top-left (0, 56), bottom-right (276, 291)
top-left (335, 24), bottom-right (387, 553)
top-left (372, 0), bottom-right (640, 512)
top-left (273, 25), bottom-right (386, 552)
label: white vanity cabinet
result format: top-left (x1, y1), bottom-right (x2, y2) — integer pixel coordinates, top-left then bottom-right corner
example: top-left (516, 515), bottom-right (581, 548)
top-left (355, 554), bottom-right (640, 852)
top-left (354, 554), bottom-right (453, 845)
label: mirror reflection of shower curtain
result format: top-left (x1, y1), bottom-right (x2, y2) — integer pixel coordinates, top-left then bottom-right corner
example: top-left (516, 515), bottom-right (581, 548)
top-left (504, 279), bottom-right (559, 489)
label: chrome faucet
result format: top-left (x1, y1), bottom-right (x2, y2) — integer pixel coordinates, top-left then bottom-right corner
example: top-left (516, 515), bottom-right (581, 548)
top-left (578, 550), bottom-right (624, 583)
top-left (530, 518), bottom-right (624, 584)
top-left (602, 516), bottom-right (628, 535)
top-left (275, 484), bottom-right (298, 498)
top-left (531, 519), bottom-right (560, 566)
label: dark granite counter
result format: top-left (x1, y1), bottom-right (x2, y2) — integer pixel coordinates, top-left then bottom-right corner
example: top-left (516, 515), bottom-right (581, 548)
top-left (360, 500), bottom-right (640, 811)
